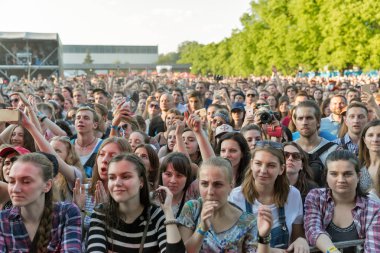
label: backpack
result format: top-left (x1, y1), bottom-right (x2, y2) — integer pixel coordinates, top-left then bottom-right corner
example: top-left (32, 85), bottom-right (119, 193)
top-left (308, 142), bottom-right (336, 187)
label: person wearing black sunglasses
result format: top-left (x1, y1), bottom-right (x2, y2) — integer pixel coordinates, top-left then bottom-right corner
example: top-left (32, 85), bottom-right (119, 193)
top-left (283, 142), bottom-right (318, 204)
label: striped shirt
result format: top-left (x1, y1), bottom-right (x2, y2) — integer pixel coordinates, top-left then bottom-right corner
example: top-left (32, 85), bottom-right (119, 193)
top-left (0, 202), bottom-right (82, 252)
top-left (304, 188), bottom-right (380, 251)
top-left (87, 204), bottom-right (182, 253)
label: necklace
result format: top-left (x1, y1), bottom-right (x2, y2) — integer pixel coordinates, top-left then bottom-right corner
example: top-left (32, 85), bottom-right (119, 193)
top-left (76, 137), bottom-right (97, 150)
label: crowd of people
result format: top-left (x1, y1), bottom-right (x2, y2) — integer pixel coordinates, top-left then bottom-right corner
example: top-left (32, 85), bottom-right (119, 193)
top-left (0, 69), bottom-right (379, 252)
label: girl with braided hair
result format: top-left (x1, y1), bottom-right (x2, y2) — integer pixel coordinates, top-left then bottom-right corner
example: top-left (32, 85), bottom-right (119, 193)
top-left (0, 153), bottom-right (82, 252)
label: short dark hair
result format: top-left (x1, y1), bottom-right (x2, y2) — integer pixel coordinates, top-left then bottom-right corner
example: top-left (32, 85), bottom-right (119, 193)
top-left (293, 100), bottom-right (322, 125)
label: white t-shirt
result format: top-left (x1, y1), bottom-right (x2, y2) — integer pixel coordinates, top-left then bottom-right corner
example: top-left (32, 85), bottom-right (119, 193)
top-left (228, 185), bottom-right (303, 240)
top-left (296, 137), bottom-right (338, 165)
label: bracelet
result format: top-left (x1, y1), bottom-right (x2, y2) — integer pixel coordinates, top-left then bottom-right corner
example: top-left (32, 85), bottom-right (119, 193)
top-left (196, 225), bottom-right (208, 236)
top-left (111, 125), bottom-right (119, 130)
top-left (327, 246), bottom-right (338, 253)
top-left (40, 116), bottom-right (47, 123)
top-left (163, 219), bottom-right (178, 226)
top-left (257, 233), bottom-right (271, 244)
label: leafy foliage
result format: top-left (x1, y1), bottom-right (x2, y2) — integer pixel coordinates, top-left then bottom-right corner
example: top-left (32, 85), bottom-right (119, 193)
top-left (177, 0), bottom-right (380, 76)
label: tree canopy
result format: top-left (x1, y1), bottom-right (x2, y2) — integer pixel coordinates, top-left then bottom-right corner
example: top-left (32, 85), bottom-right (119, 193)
top-left (177, 0), bottom-right (380, 76)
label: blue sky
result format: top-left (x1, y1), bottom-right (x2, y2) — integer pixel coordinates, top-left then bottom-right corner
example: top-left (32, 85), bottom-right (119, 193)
top-left (2, 0), bottom-right (250, 53)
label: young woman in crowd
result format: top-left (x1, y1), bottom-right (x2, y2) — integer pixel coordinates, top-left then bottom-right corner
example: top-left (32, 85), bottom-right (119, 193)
top-left (0, 153), bottom-right (82, 251)
top-left (158, 126), bottom-right (177, 159)
top-left (86, 153), bottom-right (185, 252)
top-left (73, 137), bottom-right (131, 230)
top-left (230, 103), bottom-right (245, 131)
top-left (216, 132), bottom-right (251, 187)
top-left (313, 88), bottom-right (323, 106)
top-left (154, 108), bottom-right (181, 147)
top-left (304, 150), bottom-right (380, 252)
top-left (277, 96), bottom-right (290, 126)
top-left (182, 128), bottom-right (202, 166)
top-left (267, 95), bottom-right (278, 112)
top-left (283, 142), bottom-right (318, 203)
top-left (358, 120), bottom-right (380, 199)
top-left (134, 143), bottom-right (160, 190)
top-left (128, 130), bottom-right (150, 151)
top-left (178, 157), bottom-right (272, 253)
top-left (241, 124), bottom-right (263, 151)
top-left (7, 125), bottom-right (36, 152)
top-left (229, 141), bottom-right (309, 252)
top-left (320, 98), bottom-right (331, 118)
top-left (158, 152), bottom-right (193, 217)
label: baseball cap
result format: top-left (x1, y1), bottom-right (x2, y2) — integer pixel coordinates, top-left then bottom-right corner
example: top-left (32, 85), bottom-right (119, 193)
top-left (215, 124), bottom-right (233, 138)
top-left (0, 146), bottom-right (31, 157)
top-left (231, 102), bottom-right (245, 112)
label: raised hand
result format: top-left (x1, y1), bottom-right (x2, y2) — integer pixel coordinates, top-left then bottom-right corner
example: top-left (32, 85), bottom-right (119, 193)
top-left (95, 180), bottom-right (108, 205)
top-left (73, 178), bottom-right (86, 210)
top-left (257, 205), bottom-right (272, 238)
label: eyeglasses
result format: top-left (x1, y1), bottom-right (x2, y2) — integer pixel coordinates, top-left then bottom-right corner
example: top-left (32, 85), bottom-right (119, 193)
top-left (256, 103), bottom-right (267, 107)
top-left (247, 94), bottom-right (255, 97)
top-left (150, 104), bottom-right (159, 109)
top-left (284, 151), bottom-right (302, 161)
top-left (10, 98), bottom-right (19, 103)
top-left (255, 140), bottom-right (283, 150)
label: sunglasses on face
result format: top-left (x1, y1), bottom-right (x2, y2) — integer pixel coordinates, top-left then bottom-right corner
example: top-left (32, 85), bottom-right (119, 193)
top-left (284, 151), bottom-right (302, 161)
top-left (247, 94), bottom-right (255, 97)
top-left (10, 98), bottom-right (19, 103)
top-left (120, 123), bottom-right (129, 130)
top-left (211, 119), bottom-right (224, 126)
top-left (150, 104), bottom-right (159, 109)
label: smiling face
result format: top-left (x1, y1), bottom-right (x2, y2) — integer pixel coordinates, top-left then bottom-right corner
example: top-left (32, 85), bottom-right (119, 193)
top-left (8, 161), bottom-right (51, 207)
top-left (97, 143), bottom-right (123, 181)
top-left (251, 150), bottom-right (284, 188)
top-left (199, 165), bottom-right (232, 210)
top-left (108, 160), bottom-right (142, 204)
top-left (10, 126), bottom-right (25, 147)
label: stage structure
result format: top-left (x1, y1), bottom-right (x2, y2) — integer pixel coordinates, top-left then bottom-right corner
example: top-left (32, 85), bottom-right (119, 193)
top-left (0, 32), bottom-right (63, 80)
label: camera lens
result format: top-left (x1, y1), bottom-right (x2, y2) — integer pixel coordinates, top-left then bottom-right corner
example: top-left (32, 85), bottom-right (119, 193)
top-left (260, 112), bottom-right (272, 124)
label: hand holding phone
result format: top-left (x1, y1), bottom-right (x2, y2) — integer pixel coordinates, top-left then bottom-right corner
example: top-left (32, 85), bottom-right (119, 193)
top-left (154, 189), bottom-right (166, 204)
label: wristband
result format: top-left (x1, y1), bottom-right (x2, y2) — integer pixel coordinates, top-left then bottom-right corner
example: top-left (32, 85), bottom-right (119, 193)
top-left (163, 219), bottom-right (178, 226)
top-left (40, 116), bottom-right (47, 123)
top-left (111, 125), bottom-right (119, 130)
top-left (327, 246), bottom-right (338, 253)
top-left (196, 225), bottom-right (208, 236)
top-left (258, 233), bottom-right (271, 244)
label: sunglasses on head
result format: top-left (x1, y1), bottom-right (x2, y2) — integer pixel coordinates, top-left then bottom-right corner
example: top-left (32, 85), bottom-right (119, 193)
top-left (284, 151), bottom-right (302, 161)
top-left (211, 119), bottom-right (224, 126)
top-left (255, 140), bottom-right (283, 150)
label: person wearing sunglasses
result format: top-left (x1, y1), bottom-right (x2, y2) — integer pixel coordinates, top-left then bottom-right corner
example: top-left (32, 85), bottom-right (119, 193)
top-left (283, 142), bottom-right (318, 204)
top-left (245, 89), bottom-right (258, 107)
top-left (229, 141), bottom-right (309, 252)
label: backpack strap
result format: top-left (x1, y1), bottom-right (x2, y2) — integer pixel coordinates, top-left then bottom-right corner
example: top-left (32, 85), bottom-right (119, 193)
top-left (314, 142), bottom-right (335, 157)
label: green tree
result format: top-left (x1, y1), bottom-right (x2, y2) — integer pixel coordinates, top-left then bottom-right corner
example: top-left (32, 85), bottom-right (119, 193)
top-left (157, 52), bottom-right (179, 64)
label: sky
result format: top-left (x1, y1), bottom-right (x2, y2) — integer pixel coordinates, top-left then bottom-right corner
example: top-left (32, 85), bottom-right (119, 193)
top-left (1, 0), bottom-right (251, 54)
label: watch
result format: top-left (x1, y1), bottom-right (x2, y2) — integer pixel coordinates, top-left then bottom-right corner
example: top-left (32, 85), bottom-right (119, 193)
top-left (258, 233), bottom-right (271, 244)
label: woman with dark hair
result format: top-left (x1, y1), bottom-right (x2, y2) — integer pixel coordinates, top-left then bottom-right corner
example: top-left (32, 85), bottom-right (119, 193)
top-left (216, 132), bottom-right (251, 187)
top-left (304, 150), bottom-right (380, 252)
top-left (86, 154), bottom-right (185, 252)
top-left (229, 141), bottom-right (308, 251)
top-left (313, 88), bottom-right (323, 106)
top-left (277, 96), bottom-right (290, 126)
top-left (8, 125), bottom-right (36, 152)
top-left (182, 128), bottom-right (202, 166)
top-left (358, 120), bottom-right (380, 200)
top-left (283, 142), bottom-right (318, 203)
top-left (154, 108), bottom-right (181, 148)
top-left (0, 153), bottom-right (82, 251)
top-left (73, 137), bottom-right (131, 230)
top-left (134, 144), bottom-right (160, 190)
top-left (241, 124), bottom-right (263, 151)
top-left (158, 152), bottom-right (193, 217)
top-left (320, 98), bottom-right (331, 118)
top-left (128, 130), bottom-right (150, 152)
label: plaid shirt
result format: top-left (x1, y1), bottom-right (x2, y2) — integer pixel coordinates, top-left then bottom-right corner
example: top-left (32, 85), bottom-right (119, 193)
top-left (304, 188), bottom-right (380, 251)
top-left (0, 202), bottom-right (82, 252)
top-left (333, 133), bottom-right (359, 156)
